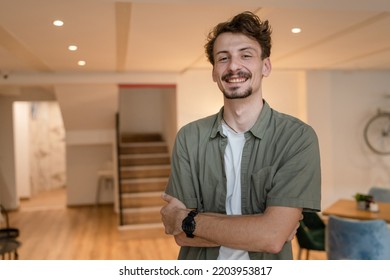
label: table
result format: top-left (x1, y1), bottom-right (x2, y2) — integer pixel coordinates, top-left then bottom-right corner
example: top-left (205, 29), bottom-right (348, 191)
top-left (322, 199), bottom-right (390, 223)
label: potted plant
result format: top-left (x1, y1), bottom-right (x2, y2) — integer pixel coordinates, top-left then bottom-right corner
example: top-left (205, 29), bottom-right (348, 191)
top-left (354, 193), bottom-right (373, 210)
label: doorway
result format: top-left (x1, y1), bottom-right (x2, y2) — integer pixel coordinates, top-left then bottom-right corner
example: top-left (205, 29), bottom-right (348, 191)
top-left (13, 101), bottom-right (66, 210)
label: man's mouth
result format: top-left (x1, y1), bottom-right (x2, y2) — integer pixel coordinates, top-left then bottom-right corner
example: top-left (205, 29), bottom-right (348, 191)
top-left (226, 77), bottom-right (247, 83)
top-left (222, 72), bottom-right (251, 84)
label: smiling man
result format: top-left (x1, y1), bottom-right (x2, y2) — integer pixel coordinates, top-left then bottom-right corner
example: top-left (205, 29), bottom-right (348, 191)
top-left (160, 11), bottom-right (321, 260)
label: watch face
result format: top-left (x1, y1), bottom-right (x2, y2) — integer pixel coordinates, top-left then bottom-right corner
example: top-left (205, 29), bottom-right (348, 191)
top-left (183, 216), bottom-right (195, 232)
top-left (182, 211), bottom-right (197, 238)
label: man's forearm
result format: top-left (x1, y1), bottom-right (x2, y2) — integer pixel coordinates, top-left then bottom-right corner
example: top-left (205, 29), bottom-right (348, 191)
top-left (189, 207), bottom-right (302, 253)
top-left (174, 232), bottom-right (219, 247)
top-left (161, 193), bottom-right (301, 253)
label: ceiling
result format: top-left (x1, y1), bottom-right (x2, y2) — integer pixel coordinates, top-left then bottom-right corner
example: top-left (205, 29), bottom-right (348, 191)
top-left (0, 0), bottom-right (390, 79)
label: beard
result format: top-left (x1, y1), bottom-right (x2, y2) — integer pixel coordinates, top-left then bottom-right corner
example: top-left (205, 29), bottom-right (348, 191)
top-left (221, 71), bottom-right (253, 99)
top-left (223, 87), bottom-right (252, 99)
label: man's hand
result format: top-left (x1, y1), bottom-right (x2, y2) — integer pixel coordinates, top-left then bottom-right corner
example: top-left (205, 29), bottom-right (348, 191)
top-left (160, 193), bottom-right (303, 252)
top-left (160, 193), bottom-right (188, 235)
top-left (287, 214), bottom-right (302, 241)
top-left (160, 193), bottom-right (220, 247)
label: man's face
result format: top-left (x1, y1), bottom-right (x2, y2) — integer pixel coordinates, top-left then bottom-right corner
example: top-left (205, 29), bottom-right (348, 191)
top-left (212, 32), bottom-right (271, 99)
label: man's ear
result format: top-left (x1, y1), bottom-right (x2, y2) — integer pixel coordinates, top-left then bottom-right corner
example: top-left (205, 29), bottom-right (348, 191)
top-left (262, 58), bottom-right (272, 77)
top-left (212, 67), bottom-right (217, 82)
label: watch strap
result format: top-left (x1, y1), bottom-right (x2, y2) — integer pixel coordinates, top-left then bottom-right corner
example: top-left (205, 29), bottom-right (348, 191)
top-left (182, 210), bottom-right (198, 238)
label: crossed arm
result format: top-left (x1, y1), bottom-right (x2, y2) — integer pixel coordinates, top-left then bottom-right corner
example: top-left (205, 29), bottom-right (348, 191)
top-left (160, 193), bottom-right (302, 254)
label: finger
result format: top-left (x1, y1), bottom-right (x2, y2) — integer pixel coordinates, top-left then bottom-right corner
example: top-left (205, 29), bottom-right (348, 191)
top-left (161, 192), bottom-right (172, 202)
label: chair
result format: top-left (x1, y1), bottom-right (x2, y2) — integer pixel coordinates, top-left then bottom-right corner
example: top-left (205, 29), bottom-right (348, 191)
top-left (295, 211), bottom-right (326, 259)
top-left (327, 215), bottom-right (390, 260)
top-left (368, 186), bottom-right (390, 203)
top-left (0, 205), bottom-right (21, 259)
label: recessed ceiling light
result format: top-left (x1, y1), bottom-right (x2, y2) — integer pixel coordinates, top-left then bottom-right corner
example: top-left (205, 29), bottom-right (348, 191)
top-left (78, 60), bottom-right (86, 66)
top-left (291, 27), bottom-right (302, 34)
top-left (68, 45), bottom-right (78, 51)
top-left (53, 20), bottom-right (64, 27)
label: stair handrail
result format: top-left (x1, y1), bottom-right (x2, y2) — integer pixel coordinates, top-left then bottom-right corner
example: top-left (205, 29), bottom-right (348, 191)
top-left (115, 112), bottom-right (124, 226)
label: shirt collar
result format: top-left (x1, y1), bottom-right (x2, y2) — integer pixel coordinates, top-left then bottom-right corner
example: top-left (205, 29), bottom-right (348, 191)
top-left (210, 107), bottom-right (225, 139)
top-left (248, 100), bottom-right (271, 139)
top-left (210, 99), bottom-right (272, 140)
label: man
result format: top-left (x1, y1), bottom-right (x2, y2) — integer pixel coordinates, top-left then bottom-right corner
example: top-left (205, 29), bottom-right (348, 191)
top-left (160, 11), bottom-right (321, 260)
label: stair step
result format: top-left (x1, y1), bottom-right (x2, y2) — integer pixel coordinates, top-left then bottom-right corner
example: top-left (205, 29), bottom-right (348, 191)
top-left (120, 153), bottom-right (170, 166)
top-left (121, 191), bottom-right (165, 208)
top-left (120, 143), bottom-right (168, 154)
top-left (120, 165), bottom-right (170, 179)
top-left (117, 133), bottom-right (170, 227)
top-left (121, 177), bottom-right (168, 193)
top-left (121, 133), bottom-right (163, 143)
top-left (121, 206), bottom-right (162, 225)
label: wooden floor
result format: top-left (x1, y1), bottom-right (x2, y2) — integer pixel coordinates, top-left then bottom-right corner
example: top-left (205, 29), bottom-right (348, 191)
top-left (7, 188), bottom-right (326, 260)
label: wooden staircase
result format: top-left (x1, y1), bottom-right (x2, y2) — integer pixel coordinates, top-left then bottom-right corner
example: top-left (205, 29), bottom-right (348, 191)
top-left (118, 133), bottom-right (170, 232)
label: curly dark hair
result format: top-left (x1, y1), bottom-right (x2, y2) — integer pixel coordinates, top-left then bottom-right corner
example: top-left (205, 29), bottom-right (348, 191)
top-left (205, 11), bottom-right (272, 65)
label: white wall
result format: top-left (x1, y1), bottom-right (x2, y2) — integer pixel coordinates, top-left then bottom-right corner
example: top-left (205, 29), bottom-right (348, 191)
top-left (29, 102), bottom-right (66, 194)
top-left (66, 145), bottom-right (114, 206)
top-left (0, 88), bottom-right (56, 209)
top-left (119, 88), bottom-right (164, 133)
top-left (13, 102), bottom-right (31, 199)
top-left (55, 84), bottom-right (118, 206)
top-left (12, 101), bottom-right (66, 199)
top-left (307, 70), bottom-right (390, 208)
top-left (119, 87), bottom-right (177, 153)
top-left (263, 70), bottom-right (307, 121)
top-left (305, 71), bottom-right (335, 209)
top-left (177, 69), bottom-right (223, 129)
top-left (161, 88), bottom-right (177, 153)
top-left (55, 84), bottom-right (118, 131)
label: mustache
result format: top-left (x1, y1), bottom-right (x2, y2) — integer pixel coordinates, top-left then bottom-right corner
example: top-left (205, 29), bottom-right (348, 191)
top-left (222, 71), bottom-right (251, 82)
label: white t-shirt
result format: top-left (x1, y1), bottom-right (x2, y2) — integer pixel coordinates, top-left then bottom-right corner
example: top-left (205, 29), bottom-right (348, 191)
top-left (218, 122), bottom-right (250, 260)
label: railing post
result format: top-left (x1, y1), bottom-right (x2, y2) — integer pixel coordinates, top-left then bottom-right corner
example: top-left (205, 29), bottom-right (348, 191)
top-left (115, 112), bottom-right (124, 226)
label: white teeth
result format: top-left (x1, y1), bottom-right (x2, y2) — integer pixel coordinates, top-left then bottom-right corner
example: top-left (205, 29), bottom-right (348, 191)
top-left (228, 78), bottom-right (246, 83)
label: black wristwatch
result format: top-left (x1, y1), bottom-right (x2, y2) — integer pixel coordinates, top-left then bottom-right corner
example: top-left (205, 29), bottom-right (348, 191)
top-left (181, 210), bottom-right (198, 238)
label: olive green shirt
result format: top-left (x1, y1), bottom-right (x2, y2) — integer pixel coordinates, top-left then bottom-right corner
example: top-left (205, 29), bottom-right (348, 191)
top-left (166, 101), bottom-right (321, 260)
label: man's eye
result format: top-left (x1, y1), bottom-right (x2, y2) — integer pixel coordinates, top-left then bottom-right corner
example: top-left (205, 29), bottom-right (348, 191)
top-left (242, 54), bottom-right (252, 59)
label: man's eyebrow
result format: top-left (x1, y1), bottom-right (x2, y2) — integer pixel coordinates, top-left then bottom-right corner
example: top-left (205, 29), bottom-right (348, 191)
top-left (215, 50), bottom-right (229, 56)
top-left (239, 47), bottom-right (257, 52)
top-left (215, 47), bottom-right (257, 55)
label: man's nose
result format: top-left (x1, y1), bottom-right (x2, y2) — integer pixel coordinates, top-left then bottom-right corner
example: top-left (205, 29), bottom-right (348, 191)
top-left (227, 56), bottom-right (242, 72)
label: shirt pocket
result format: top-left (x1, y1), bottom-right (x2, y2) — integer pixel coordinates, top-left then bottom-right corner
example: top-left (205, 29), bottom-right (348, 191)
top-left (248, 166), bottom-right (273, 213)
top-left (199, 173), bottom-right (226, 213)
